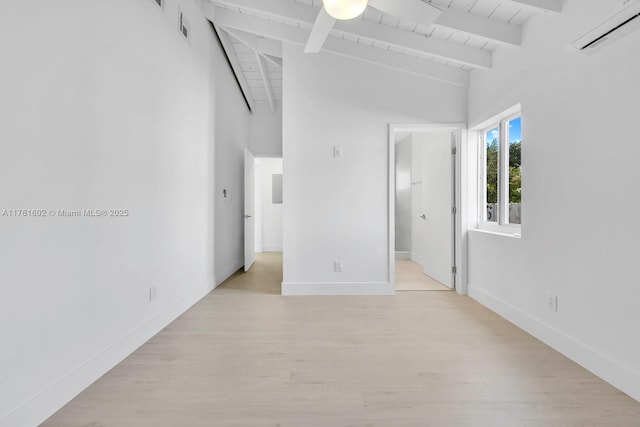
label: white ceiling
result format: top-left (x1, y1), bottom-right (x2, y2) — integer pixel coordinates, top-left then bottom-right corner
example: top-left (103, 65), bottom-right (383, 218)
top-left (230, 40), bottom-right (282, 103)
top-left (203, 0), bottom-right (561, 110)
top-left (300, 0), bottom-right (535, 58)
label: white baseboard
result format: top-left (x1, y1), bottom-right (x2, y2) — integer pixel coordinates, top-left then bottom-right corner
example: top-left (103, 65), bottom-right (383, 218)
top-left (0, 282), bottom-right (216, 427)
top-left (282, 282), bottom-right (394, 296)
top-left (469, 285), bottom-right (640, 403)
top-left (262, 246), bottom-right (283, 252)
top-left (395, 251), bottom-right (411, 260)
top-left (215, 258), bottom-right (243, 287)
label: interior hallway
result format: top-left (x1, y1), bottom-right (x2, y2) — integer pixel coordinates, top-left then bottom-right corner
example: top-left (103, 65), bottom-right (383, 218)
top-left (216, 252), bottom-right (283, 295)
top-left (43, 253), bottom-right (640, 426)
top-left (395, 259), bottom-right (450, 291)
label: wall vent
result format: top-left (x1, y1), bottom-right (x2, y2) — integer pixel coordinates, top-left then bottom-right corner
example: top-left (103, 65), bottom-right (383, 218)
top-left (179, 10), bottom-right (190, 41)
top-left (571, 0), bottom-right (640, 53)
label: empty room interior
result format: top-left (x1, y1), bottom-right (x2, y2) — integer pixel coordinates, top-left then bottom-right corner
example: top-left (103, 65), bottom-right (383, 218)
top-left (1, 0), bottom-right (640, 426)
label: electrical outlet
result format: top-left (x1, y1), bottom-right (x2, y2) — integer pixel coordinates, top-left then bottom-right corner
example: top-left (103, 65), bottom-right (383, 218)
top-left (546, 293), bottom-right (558, 312)
top-left (149, 286), bottom-right (157, 303)
top-left (334, 260), bottom-right (343, 273)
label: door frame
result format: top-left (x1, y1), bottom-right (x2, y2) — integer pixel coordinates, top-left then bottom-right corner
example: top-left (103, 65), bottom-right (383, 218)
top-left (244, 148), bottom-right (256, 272)
top-left (388, 123), bottom-right (468, 295)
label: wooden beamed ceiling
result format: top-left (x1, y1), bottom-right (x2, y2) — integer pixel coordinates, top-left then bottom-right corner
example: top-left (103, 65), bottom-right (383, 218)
top-left (203, 0), bottom-right (562, 103)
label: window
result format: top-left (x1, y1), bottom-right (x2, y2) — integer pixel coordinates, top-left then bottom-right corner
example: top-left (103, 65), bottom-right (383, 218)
top-left (480, 113), bottom-right (522, 227)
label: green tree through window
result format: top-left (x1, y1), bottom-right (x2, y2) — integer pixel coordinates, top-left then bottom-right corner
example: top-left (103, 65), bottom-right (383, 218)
top-left (486, 137), bottom-right (498, 204)
top-left (482, 114), bottom-right (522, 225)
top-left (509, 141), bottom-right (521, 204)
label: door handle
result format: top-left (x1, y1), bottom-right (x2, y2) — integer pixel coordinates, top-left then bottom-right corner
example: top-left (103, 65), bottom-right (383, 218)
top-left (244, 215), bottom-right (252, 219)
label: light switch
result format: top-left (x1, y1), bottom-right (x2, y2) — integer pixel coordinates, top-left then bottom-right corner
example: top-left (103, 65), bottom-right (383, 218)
top-left (333, 146), bottom-right (343, 158)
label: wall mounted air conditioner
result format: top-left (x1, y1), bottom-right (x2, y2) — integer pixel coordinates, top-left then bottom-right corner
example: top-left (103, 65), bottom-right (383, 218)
top-left (570, 0), bottom-right (640, 54)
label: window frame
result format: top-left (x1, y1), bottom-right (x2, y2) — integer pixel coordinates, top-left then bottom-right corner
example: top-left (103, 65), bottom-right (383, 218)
top-left (478, 111), bottom-right (522, 234)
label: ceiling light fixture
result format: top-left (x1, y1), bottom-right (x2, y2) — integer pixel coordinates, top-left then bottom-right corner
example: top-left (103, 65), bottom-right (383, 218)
top-left (322, 0), bottom-right (369, 20)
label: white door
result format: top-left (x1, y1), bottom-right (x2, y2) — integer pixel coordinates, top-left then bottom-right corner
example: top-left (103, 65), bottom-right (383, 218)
top-left (415, 131), bottom-right (454, 289)
top-left (411, 181), bottom-right (425, 264)
top-left (244, 149), bottom-right (256, 272)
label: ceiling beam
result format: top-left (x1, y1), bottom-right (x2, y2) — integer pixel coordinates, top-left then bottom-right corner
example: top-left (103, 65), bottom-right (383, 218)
top-left (214, 24), bottom-right (255, 111)
top-left (224, 28), bottom-right (283, 58)
top-left (368, 0), bottom-right (441, 26)
top-left (335, 15), bottom-right (491, 69)
top-left (209, 8), bottom-right (469, 86)
top-left (502, 0), bottom-right (562, 14)
top-left (335, 15), bottom-right (492, 70)
top-left (305, 8), bottom-right (336, 53)
top-left (210, 0), bottom-right (520, 48)
top-left (433, 8), bottom-right (521, 47)
top-left (207, 0), bottom-right (491, 69)
top-left (225, 29), bottom-right (282, 67)
top-left (255, 52), bottom-right (276, 112)
top-left (263, 54), bottom-right (283, 69)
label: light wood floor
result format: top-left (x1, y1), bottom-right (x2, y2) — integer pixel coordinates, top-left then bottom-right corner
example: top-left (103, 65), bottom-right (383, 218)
top-left (395, 259), bottom-right (450, 291)
top-left (43, 253), bottom-right (640, 426)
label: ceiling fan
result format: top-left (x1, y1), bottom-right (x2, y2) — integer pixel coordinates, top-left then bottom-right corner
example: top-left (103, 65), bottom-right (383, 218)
top-left (305, 0), bottom-right (442, 53)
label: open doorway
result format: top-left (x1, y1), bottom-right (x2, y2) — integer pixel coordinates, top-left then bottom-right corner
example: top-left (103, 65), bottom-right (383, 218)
top-left (390, 125), bottom-right (464, 292)
top-left (244, 152), bottom-right (283, 270)
top-left (237, 152), bottom-right (283, 294)
top-left (254, 157), bottom-right (283, 256)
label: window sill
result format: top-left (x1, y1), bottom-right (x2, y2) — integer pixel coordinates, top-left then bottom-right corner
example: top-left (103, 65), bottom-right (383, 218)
top-left (472, 224), bottom-right (522, 239)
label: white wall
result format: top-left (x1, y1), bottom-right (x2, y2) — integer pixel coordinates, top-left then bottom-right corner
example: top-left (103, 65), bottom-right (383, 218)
top-left (256, 158), bottom-right (283, 252)
top-left (249, 103), bottom-right (283, 157)
top-left (0, 1), bottom-right (249, 425)
top-left (395, 136), bottom-right (412, 254)
top-left (467, 0), bottom-right (640, 402)
top-left (214, 38), bottom-right (252, 284)
top-left (282, 45), bottom-right (466, 295)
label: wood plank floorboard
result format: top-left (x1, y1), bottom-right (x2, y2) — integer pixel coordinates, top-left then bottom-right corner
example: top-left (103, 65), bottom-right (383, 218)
top-left (395, 259), bottom-right (451, 291)
top-left (42, 253), bottom-right (640, 426)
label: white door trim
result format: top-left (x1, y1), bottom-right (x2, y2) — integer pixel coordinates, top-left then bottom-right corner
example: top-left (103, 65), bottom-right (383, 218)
top-left (388, 123), bottom-right (468, 295)
top-left (244, 148), bottom-right (256, 272)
